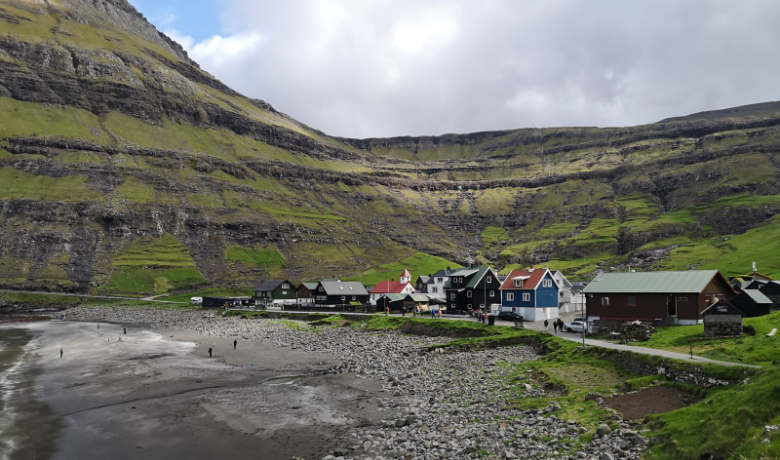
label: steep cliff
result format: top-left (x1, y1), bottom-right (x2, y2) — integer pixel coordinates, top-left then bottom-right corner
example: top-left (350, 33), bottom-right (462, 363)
top-left (0, 0), bottom-right (778, 295)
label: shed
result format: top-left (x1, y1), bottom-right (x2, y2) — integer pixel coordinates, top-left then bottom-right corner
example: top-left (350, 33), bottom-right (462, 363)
top-left (731, 289), bottom-right (773, 317)
top-left (702, 299), bottom-right (742, 337)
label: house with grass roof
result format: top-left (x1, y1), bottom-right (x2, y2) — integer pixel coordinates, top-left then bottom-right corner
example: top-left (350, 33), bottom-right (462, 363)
top-left (500, 266), bottom-right (561, 322)
top-left (443, 266), bottom-right (500, 314)
top-left (584, 269), bottom-right (735, 327)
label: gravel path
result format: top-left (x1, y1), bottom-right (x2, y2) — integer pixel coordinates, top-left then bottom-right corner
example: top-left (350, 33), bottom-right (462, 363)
top-left (61, 307), bottom-right (647, 459)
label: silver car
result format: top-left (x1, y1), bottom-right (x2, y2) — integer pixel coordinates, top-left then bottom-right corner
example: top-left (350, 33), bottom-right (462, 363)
top-left (565, 319), bottom-right (586, 333)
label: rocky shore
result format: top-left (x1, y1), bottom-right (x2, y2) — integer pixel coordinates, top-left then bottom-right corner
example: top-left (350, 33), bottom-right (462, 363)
top-left (61, 307), bottom-right (647, 459)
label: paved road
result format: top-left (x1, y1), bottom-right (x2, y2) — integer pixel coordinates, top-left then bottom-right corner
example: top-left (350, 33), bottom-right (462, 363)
top-left (0, 289), bottom-right (186, 304)
top-left (265, 309), bottom-right (761, 369)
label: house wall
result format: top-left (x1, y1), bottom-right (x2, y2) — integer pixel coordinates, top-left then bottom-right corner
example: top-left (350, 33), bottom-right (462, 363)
top-left (272, 282), bottom-right (297, 300)
top-left (587, 293), bottom-right (678, 321)
top-left (501, 289), bottom-right (535, 308)
top-left (536, 273), bottom-right (559, 307)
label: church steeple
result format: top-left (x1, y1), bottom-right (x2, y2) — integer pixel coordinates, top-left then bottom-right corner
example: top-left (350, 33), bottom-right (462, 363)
top-left (400, 268), bottom-right (411, 284)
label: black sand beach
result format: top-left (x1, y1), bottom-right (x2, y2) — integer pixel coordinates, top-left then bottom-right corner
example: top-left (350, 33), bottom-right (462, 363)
top-left (1, 320), bottom-right (388, 460)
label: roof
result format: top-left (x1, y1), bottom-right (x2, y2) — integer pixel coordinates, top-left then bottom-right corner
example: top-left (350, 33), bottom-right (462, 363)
top-left (450, 268), bottom-right (479, 278)
top-left (464, 266), bottom-right (497, 289)
top-left (255, 280), bottom-right (283, 291)
top-left (583, 270), bottom-right (722, 294)
top-left (371, 280), bottom-right (414, 294)
top-left (320, 281), bottom-right (369, 296)
top-left (416, 275), bottom-right (431, 284)
top-left (702, 298), bottom-right (742, 316)
top-left (377, 293), bottom-right (405, 302)
top-left (431, 269), bottom-right (457, 278)
top-left (500, 268), bottom-right (550, 290)
top-left (301, 282), bottom-right (319, 290)
top-left (740, 289), bottom-right (773, 304)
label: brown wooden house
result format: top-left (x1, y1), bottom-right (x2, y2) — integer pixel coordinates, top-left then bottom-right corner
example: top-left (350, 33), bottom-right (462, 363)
top-left (584, 270), bottom-right (734, 326)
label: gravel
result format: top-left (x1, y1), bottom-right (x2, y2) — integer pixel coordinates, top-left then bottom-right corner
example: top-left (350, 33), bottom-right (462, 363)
top-left (61, 307), bottom-right (648, 459)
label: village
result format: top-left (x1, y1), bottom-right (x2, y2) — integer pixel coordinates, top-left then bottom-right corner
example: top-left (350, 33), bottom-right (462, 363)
top-left (199, 265), bottom-right (780, 338)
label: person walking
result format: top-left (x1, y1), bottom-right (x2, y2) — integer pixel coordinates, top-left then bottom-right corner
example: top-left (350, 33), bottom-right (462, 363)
top-left (208, 347), bottom-right (213, 358)
top-left (544, 319), bottom-right (549, 330)
top-left (553, 320), bottom-right (558, 334)
top-left (385, 306), bottom-right (390, 316)
top-left (233, 339), bottom-right (237, 350)
top-left (60, 348), bottom-right (63, 359)
top-left (123, 327), bottom-right (127, 335)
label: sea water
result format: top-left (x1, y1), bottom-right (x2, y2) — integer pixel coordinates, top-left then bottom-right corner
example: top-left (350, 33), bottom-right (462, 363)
top-left (0, 327), bottom-right (34, 460)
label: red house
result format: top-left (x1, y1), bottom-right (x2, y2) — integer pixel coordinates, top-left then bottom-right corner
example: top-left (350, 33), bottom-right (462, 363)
top-left (584, 270), bottom-right (734, 326)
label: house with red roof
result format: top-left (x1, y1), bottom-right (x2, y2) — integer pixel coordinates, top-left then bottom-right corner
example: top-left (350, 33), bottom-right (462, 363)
top-left (500, 266), bottom-right (560, 321)
top-left (369, 268), bottom-right (416, 305)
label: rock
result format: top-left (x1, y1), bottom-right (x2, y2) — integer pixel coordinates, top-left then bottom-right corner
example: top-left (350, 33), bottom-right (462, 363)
top-left (597, 423), bottom-right (611, 436)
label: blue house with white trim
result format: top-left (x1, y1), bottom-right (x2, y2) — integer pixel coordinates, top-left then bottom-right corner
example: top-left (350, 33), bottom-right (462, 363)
top-left (500, 267), bottom-right (560, 321)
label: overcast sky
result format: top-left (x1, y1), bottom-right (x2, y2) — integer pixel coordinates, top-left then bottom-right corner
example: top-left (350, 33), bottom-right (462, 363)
top-left (131, 0), bottom-right (780, 138)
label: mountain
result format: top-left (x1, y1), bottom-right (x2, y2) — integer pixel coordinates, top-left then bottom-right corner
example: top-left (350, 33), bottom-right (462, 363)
top-left (0, 0), bottom-right (778, 295)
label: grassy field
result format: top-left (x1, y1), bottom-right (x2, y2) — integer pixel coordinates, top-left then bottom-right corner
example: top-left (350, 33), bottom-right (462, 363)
top-left (347, 251), bottom-right (462, 287)
top-left (629, 310), bottom-right (780, 366)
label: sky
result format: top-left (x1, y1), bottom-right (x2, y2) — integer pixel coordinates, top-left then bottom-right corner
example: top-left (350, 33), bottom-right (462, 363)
top-left (130, 0), bottom-right (780, 138)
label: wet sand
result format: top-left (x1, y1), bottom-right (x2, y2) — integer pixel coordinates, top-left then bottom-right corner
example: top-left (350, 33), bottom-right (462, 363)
top-left (2, 321), bottom-right (389, 460)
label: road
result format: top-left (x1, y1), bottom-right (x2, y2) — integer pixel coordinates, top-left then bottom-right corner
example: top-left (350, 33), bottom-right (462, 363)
top-left (264, 308), bottom-right (761, 369)
top-left (0, 289), bottom-right (186, 304)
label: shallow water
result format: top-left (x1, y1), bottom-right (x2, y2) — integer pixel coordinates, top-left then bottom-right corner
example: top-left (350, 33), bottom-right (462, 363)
top-left (0, 328), bottom-right (34, 460)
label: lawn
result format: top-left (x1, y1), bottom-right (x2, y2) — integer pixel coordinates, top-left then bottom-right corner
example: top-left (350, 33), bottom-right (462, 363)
top-left (631, 310), bottom-right (780, 366)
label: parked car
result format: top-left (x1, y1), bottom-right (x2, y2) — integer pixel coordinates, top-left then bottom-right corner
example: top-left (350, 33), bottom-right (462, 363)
top-left (565, 319), bottom-right (586, 333)
top-left (498, 311), bottom-right (524, 322)
top-left (190, 296), bottom-right (203, 306)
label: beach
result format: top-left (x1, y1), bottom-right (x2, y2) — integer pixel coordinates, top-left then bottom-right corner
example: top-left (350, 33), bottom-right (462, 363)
top-left (0, 308), bottom-right (647, 459)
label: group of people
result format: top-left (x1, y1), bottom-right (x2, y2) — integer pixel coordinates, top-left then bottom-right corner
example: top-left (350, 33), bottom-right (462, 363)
top-left (473, 308), bottom-right (489, 324)
top-left (544, 318), bottom-right (566, 333)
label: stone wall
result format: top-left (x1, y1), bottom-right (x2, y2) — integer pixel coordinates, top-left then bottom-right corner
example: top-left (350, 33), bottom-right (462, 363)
top-left (703, 315), bottom-right (742, 337)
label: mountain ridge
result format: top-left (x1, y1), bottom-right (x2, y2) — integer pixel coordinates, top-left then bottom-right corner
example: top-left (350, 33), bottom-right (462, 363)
top-left (0, 0), bottom-right (777, 295)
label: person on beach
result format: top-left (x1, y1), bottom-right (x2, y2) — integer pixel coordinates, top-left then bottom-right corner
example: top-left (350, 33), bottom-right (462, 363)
top-left (233, 339), bottom-right (237, 350)
top-left (60, 348), bottom-right (63, 358)
top-left (123, 327), bottom-right (127, 335)
top-left (208, 347), bottom-right (213, 358)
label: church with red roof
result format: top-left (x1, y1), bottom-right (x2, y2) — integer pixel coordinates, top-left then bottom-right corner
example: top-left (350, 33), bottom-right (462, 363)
top-left (370, 268), bottom-right (416, 304)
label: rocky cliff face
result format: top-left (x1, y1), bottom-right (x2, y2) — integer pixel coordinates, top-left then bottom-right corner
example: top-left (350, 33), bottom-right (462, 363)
top-left (0, 0), bottom-right (778, 294)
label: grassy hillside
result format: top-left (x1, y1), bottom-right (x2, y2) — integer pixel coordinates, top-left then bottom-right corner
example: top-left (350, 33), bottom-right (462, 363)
top-left (0, 0), bottom-right (777, 294)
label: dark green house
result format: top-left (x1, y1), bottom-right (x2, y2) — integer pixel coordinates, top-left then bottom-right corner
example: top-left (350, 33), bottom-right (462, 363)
top-left (254, 280), bottom-right (298, 306)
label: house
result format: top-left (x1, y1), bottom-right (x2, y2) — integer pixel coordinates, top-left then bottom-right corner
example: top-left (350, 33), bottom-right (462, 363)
top-left (254, 280), bottom-right (297, 306)
top-left (551, 270), bottom-right (576, 313)
top-left (414, 275), bottom-right (431, 292)
top-left (376, 293), bottom-right (443, 313)
top-left (735, 272), bottom-right (780, 306)
top-left (500, 267), bottom-right (560, 322)
top-left (369, 269), bottom-right (416, 305)
top-left (297, 282), bottom-right (319, 305)
top-left (443, 266), bottom-right (501, 314)
top-left (416, 268), bottom-right (457, 300)
top-left (731, 289), bottom-right (773, 317)
top-left (702, 299), bottom-right (742, 337)
top-left (584, 269), bottom-right (735, 327)
top-left (314, 280), bottom-right (369, 307)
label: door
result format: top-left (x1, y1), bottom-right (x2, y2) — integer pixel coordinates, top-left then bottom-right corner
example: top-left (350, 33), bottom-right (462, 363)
top-left (667, 295), bottom-right (676, 316)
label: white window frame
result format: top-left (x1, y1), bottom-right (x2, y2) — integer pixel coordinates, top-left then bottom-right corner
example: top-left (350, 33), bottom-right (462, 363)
top-left (489, 290), bottom-right (495, 297)
top-left (467, 290), bottom-right (473, 298)
top-left (514, 279), bottom-right (522, 288)
top-left (602, 296), bottom-right (610, 306)
top-left (522, 292), bottom-right (531, 302)
top-left (507, 292), bottom-right (515, 301)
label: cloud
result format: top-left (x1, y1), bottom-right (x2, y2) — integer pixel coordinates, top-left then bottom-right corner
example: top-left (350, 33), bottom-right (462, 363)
top-left (171, 0), bottom-right (780, 137)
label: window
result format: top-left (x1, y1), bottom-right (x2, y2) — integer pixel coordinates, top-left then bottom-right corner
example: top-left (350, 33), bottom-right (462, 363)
top-left (522, 293), bottom-right (531, 302)
top-left (432, 287), bottom-right (438, 293)
top-left (627, 295), bottom-right (637, 307)
top-left (341, 296), bottom-right (346, 301)
top-left (704, 294), bottom-right (712, 304)
top-left (489, 290), bottom-right (495, 297)
top-left (437, 278), bottom-right (442, 283)
top-left (282, 290), bottom-right (288, 295)
top-left (467, 304), bottom-right (472, 309)
top-left (451, 304), bottom-right (456, 309)
top-left (512, 307), bottom-right (517, 313)
top-left (351, 296), bottom-right (356, 301)
top-left (514, 279), bottom-right (523, 288)
top-left (487, 277), bottom-right (492, 284)
top-left (542, 279), bottom-right (552, 288)
top-left (282, 283), bottom-right (290, 289)
top-left (507, 292), bottom-right (515, 301)
top-left (601, 296), bottom-right (610, 306)
top-left (467, 290), bottom-right (473, 298)
top-left (450, 292), bottom-right (456, 300)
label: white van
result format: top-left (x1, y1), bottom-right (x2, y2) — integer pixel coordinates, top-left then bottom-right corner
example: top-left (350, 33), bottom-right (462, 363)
top-left (190, 296), bottom-right (203, 305)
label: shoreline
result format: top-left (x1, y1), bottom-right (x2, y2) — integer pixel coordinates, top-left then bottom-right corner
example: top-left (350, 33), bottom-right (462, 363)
top-left (1, 307), bottom-right (650, 459)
